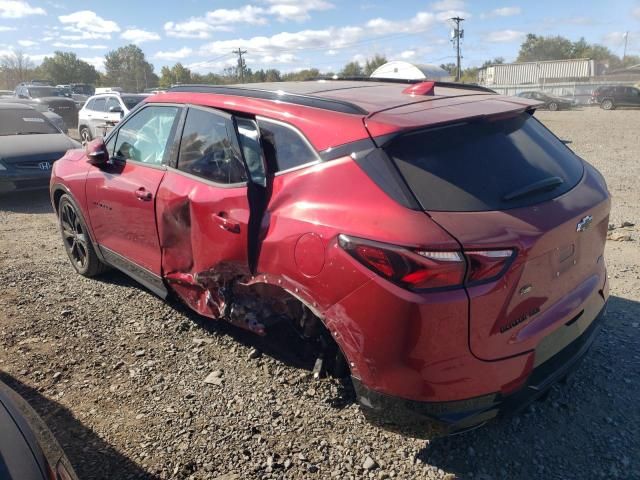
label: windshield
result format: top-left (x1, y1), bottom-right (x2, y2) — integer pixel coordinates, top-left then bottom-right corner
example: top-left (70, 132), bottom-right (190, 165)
top-left (121, 95), bottom-right (146, 110)
top-left (72, 84), bottom-right (95, 95)
top-left (0, 109), bottom-right (60, 136)
top-left (28, 87), bottom-right (66, 98)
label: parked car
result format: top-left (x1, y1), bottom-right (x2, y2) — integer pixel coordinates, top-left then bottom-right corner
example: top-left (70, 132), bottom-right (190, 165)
top-left (50, 80), bottom-right (610, 435)
top-left (14, 84), bottom-right (78, 128)
top-left (77, 92), bottom-right (147, 142)
top-left (516, 91), bottom-right (573, 110)
top-left (0, 98), bottom-right (68, 133)
top-left (0, 104), bottom-right (80, 194)
top-left (56, 84), bottom-right (95, 109)
top-left (590, 85), bottom-right (640, 110)
top-left (0, 378), bottom-right (78, 480)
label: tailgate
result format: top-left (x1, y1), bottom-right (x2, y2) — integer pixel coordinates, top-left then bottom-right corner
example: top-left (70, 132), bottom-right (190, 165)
top-left (430, 165), bottom-right (609, 360)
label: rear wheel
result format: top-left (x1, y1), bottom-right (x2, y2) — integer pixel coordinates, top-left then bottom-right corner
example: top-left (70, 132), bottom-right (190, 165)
top-left (601, 99), bottom-right (614, 110)
top-left (548, 102), bottom-right (558, 111)
top-left (79, 126), bottom-right (92, 143)
top-left (58, 194), bottom-right (106, 277)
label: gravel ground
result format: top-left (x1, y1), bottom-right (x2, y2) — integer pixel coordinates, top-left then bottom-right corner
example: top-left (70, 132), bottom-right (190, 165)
top-left (0, 108), bottom-right (638, 480)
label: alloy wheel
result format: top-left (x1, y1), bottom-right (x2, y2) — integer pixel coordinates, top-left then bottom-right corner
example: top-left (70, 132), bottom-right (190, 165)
top-left (60, 202), bottom-right (89, 270)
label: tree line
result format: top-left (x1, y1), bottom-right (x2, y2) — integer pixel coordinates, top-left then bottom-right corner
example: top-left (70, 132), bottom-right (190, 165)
top-left (1, 34), bottom-right (638, 92)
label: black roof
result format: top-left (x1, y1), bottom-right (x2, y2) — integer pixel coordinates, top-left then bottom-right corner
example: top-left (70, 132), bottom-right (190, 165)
top-left (169, 79), bottom-right (496, 116)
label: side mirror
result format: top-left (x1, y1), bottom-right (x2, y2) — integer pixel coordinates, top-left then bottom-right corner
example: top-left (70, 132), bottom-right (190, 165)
top-left (85, 138), bottom-right (109, 166)
top-left (109, 105), bottom-right (123, 113)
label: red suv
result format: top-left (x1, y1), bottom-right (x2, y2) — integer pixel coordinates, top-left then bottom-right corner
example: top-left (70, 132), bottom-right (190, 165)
top-left (50, 80), bottom-right (610, 434)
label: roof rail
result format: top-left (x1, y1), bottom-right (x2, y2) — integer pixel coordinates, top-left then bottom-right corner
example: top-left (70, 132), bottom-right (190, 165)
top-left (168, 84), bottom-right (368, 115)
top-left (312, 76), bottom-right (497, 93)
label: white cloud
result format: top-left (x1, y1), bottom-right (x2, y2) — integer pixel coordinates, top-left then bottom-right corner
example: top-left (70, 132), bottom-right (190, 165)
top-left (485, 29), bottom-right (525, 43)
top-left (81, 56), bottom-right (104, 71)
top-left (400, 49), bottom-right (416, 59)
top-left (193, 10), bottom-right (438, 67)
top-left (51, 42), bottom-right (107, 49)
top-left (165, 5), bottom-right (267, 39)
top-left (431, 0), bottom-right (465, 11)
top-left (0, 0), bottom-right (45, 18)
top-left (603, 31), bottom-right (637, 50)
top-left (481, 6), bottom-right (521, 18)
top-left (187, 57), bottom-right (238, 74)
top-left (264, 0), bottom-right (334, 22)
top-left (58, 10), bottom-right (120, 41)
top-left (25, 52), bottom-right (51, 63)
top-left (633, 7), bottom-right (640, 20)
top-left (153, 47), bottom-right (193, 60)
top-left (121, 28), bottom-right (160, 44)
top-left (17, 39), bottom-right (37, 47)
top-left (0, 25), bottom-right (17, 31)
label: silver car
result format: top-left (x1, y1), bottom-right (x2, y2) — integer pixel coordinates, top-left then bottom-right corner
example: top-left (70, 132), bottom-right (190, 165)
top-left (77, 93), bottom-right (147, 142)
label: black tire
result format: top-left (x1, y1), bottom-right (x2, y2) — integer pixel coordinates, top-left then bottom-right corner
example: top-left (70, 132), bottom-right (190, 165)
top-left (79, 126), bottom-right (92, 143)
top-left (58, 194), bottom-right (107, 277)
top-left (601, 99), bottom-right (614, 110)
top-left (548, 102), bottom-right (558, 111)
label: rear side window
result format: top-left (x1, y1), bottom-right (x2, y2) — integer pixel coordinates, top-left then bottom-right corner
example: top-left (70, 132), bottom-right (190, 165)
top-left (177, 108), bottom-right (247, 184)
top-left (257, 119), bottom-right (318, 172)
top-left (93, 98), bottom-right (106, 112)
top-left (386, 113), bottom-right (584, 212)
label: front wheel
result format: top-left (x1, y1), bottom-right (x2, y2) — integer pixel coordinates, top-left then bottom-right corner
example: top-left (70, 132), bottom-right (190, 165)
top-left (601, 99), bottom-right (614, 110)
top-left (548, 102), bottom-right (559, 111)
top-left (79, 126), bottom-right (92, 143)
top-left (58, 194), bottom-right (107, 277)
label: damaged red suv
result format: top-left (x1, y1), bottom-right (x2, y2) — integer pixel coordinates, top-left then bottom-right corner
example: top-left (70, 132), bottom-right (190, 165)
top-left (50, 80), bottom-right (609, 434)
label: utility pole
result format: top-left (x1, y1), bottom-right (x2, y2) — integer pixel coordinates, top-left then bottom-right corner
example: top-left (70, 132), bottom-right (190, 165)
top-left (622, 31), bottom-right (629, 64)
top-left (450, 16), bottom-right (464, 82)
top-left (233, 48), bottom-right (247, 83)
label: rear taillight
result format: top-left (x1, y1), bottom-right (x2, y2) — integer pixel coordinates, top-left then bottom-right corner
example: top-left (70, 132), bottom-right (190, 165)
top-left (339, 234), bottom-right (515, 291)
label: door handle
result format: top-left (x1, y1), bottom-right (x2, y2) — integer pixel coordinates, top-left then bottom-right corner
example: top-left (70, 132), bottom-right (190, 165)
top-left (212, 213), bottom-right (240, 233)
top-left (135, 188), bottom-right (152, 201)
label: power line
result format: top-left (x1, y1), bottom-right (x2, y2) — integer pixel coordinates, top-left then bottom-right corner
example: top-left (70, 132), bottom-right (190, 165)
top-left (232, 48), bottom-right (247, 83)
top-left (449, 16), bottom-right (464, 82)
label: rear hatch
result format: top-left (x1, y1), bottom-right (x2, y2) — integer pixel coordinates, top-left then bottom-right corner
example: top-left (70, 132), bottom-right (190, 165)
top-left (377, 109), bottom-right (610, 360)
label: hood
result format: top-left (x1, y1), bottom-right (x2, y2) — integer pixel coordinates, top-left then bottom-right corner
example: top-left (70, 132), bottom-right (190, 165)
top-left (0, 134), bottom-right (79, 160)
top-left (37, 97), bottom-right (76, 106)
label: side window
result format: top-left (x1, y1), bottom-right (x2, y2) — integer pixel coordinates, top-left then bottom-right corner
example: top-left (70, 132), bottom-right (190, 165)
top-left (177, 108), bottom-right (247, 184)
top-left (628, 88), bottom-right (639, 97)
top-left (257, 120), bottom-right (319, 172)
top-left (93, 98), bottom-right (106, 112)
top-left (85, 99), bottom-right (95, 111)
top-left (113, 106), bottom-right (179, 165)
top-left (105, 96), bottom-right (120, 112)
top-left (236, 118), bottom-right (266, 186)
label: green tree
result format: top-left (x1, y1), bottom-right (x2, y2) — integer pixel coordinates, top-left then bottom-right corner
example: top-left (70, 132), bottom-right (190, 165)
top-left (517, 34), bottom-right (574, 62)
top-left (340, 61), bottom-right (363, 77)
top-left (39, 51), bottom-right (99, 85)
top-left (159, 62), bottom-right (192, 88)
top-left (104, 44), bottom-right (156, 92)
top-left (363, 54), bottom-right (387, 76)
top-left (281, 68), bottom-right (320, 81)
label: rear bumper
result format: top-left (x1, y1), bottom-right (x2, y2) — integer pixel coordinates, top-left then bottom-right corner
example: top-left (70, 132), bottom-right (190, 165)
top-left (354, 301), bottom-right (607, 436)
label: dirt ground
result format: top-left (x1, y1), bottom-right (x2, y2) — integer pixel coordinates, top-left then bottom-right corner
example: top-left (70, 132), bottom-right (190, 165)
top-left (0, 108), bottom-right (638, 480)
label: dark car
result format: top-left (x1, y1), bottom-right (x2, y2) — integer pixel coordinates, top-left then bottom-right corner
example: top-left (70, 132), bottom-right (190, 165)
top-left (590, 85), bottom-right (640, 110)
top-left (50, 80), bottom-right (609, 435)
top-left (14, 84), bottom-right (78, 128)
top-left (516, 91), bottom-right (573, 110)
top-left (0, 378), bottom-right (78, 479)
top-left (0, 104), bottom-right (80, 194)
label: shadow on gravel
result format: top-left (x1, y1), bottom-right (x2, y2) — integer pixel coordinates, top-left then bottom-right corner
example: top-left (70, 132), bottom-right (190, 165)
top-left (419, 295), bottom-right (639, 480)
top-left (0, 372), bottom-right (157, 480)
top-left (0, 190), bottom-right (52, 214)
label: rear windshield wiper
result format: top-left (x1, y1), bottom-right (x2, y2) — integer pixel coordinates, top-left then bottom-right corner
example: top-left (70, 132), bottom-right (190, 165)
top-left (503, 176), bottom-right (564, 202)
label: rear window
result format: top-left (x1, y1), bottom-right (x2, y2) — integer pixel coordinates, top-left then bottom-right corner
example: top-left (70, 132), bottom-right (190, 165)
top-left (386, 113), bottom-right (584, 212)
top-left (0, 109), bottom-right (59, 136)
top-left (122, 95), bottom-right (146, 110)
